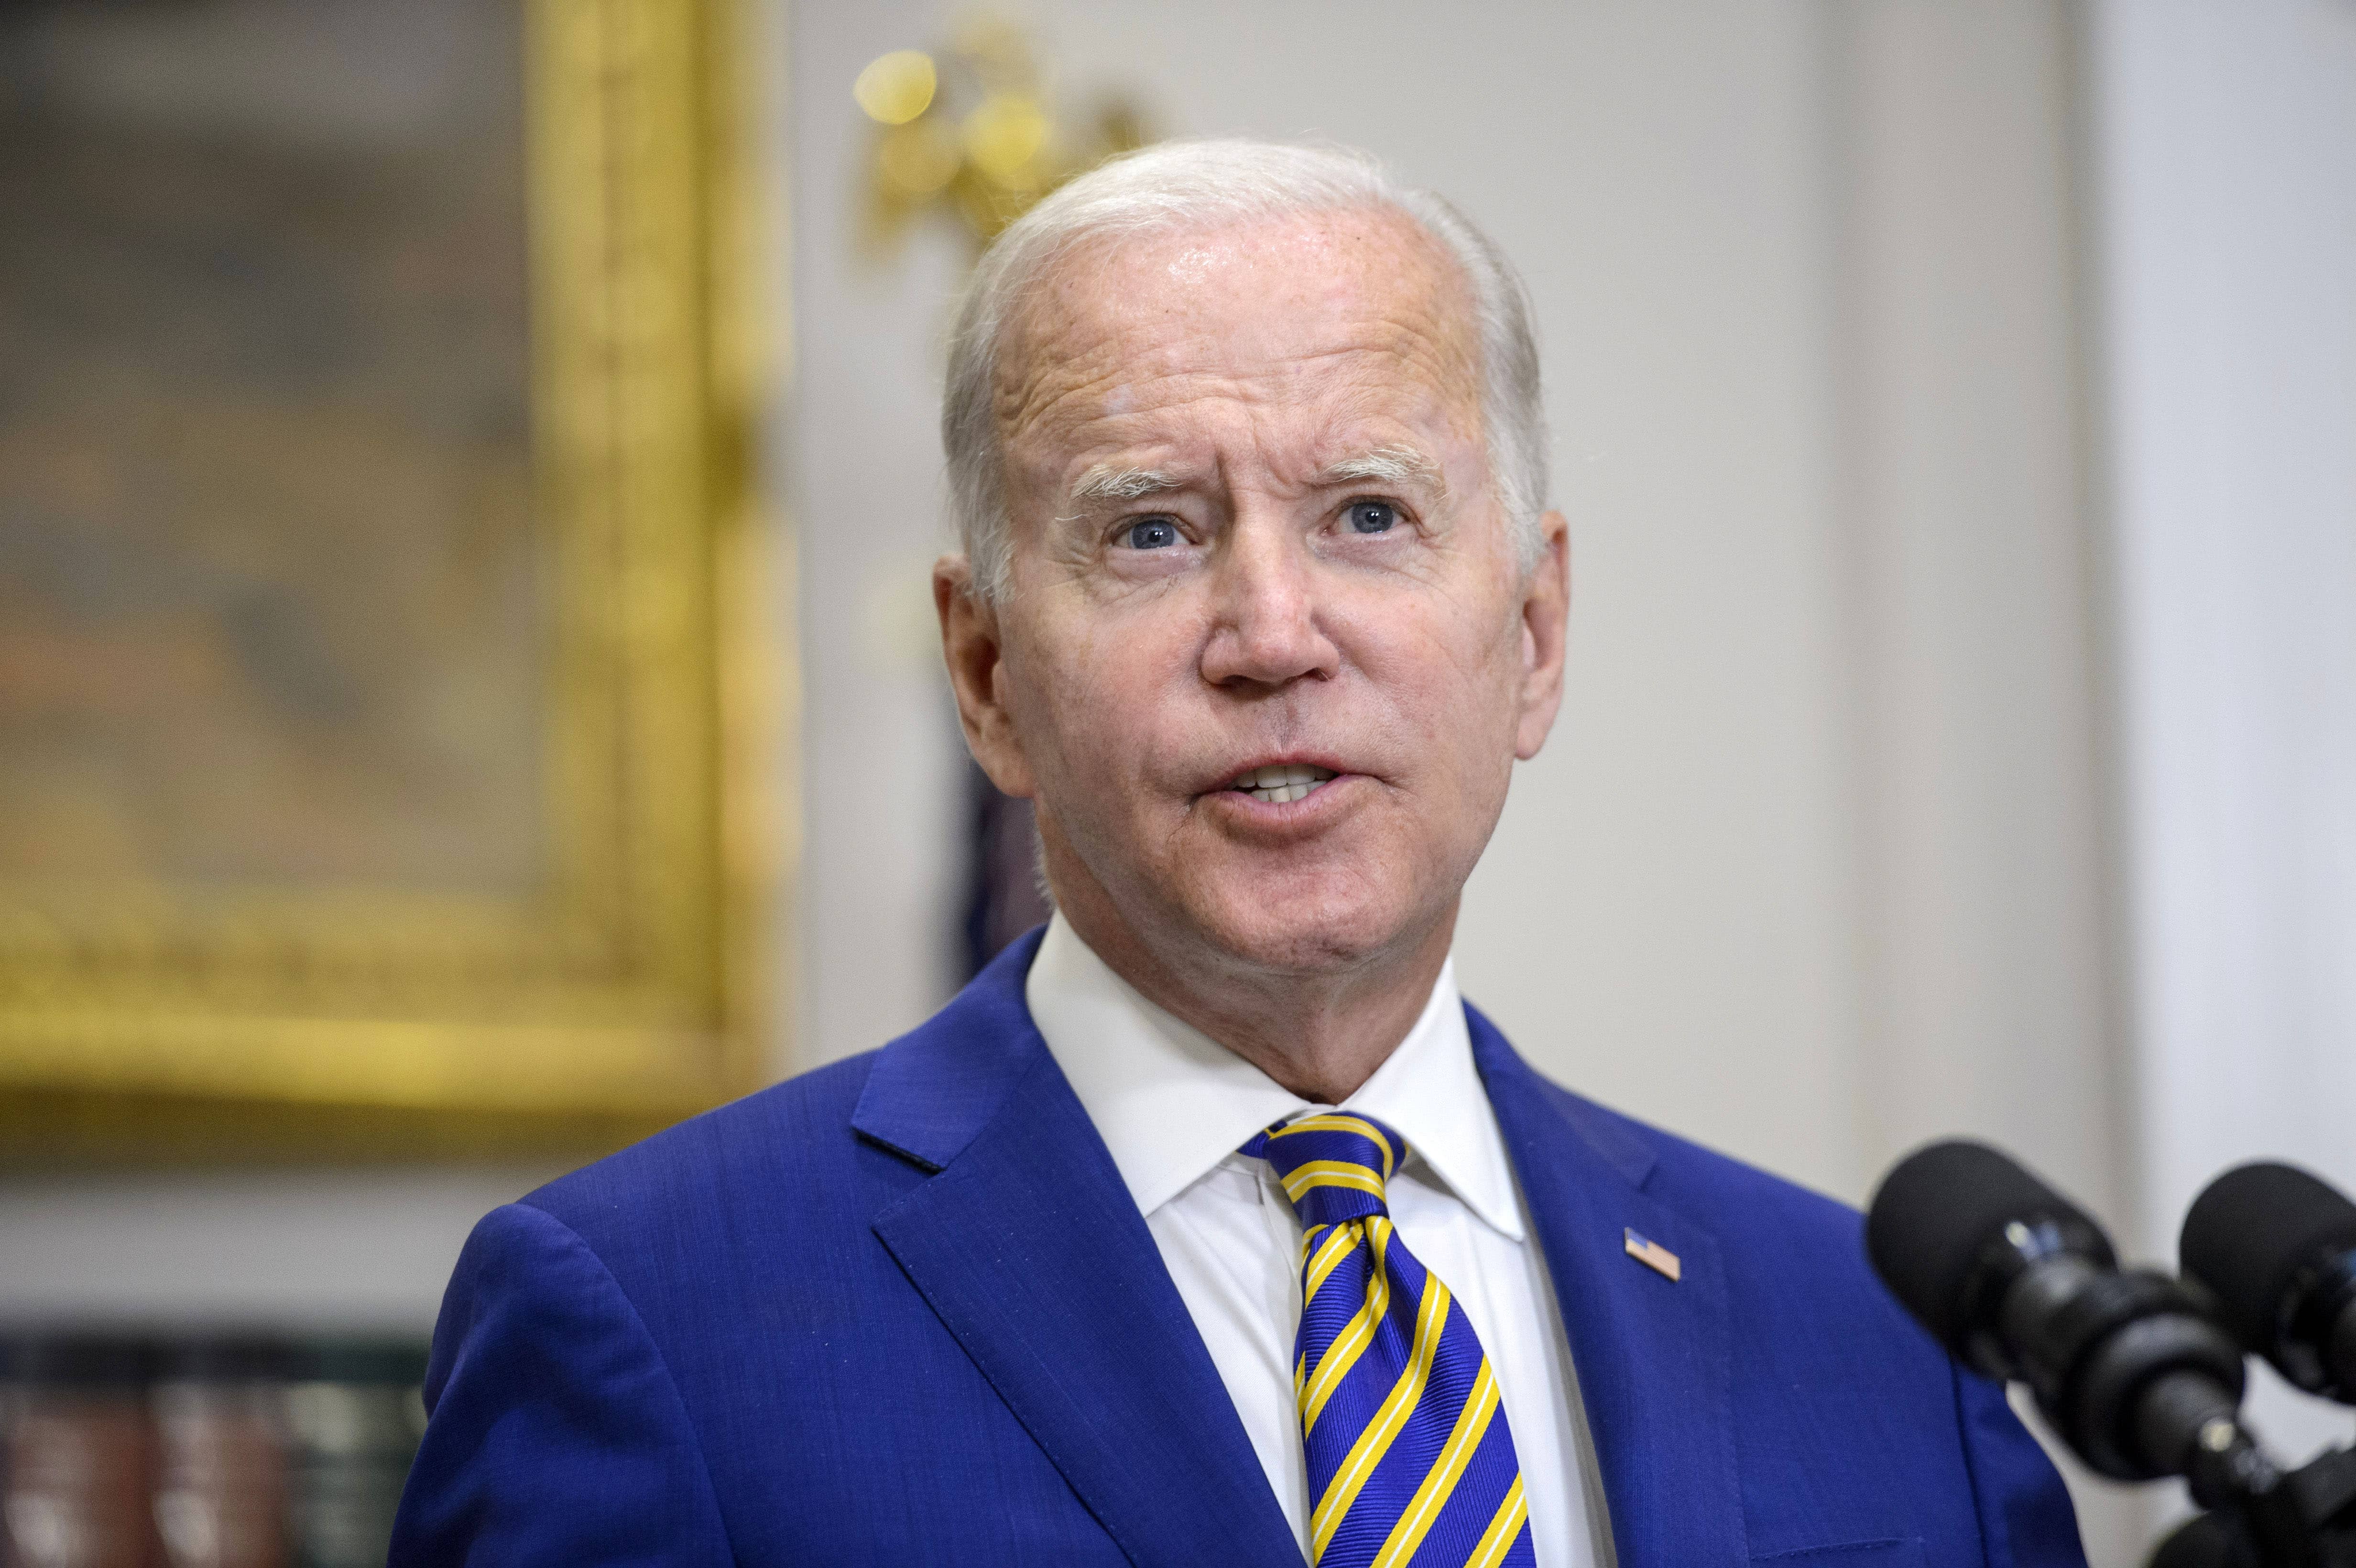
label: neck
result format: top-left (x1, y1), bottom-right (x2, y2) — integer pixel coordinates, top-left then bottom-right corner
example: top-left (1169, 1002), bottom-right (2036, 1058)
top-left (1050, 879), bottom-right (1457, 1107)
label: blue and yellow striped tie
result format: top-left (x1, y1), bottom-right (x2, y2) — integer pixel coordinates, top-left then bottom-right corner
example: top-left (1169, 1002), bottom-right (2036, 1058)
top-left (1244, 1112), bottom-right (1535, 1568)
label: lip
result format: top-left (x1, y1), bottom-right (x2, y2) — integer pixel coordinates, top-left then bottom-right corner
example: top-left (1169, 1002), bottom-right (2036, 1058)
top-left (1196, 753), bottom-right (1365, 831)
top-left (1206, 752), bottom-right (1358, 794)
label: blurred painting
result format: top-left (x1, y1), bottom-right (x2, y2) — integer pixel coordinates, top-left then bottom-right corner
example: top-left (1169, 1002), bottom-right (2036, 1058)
top-left (0, 0), bottom-right (769, 1157)
top-left (0, 0), bottom-right (541, 893)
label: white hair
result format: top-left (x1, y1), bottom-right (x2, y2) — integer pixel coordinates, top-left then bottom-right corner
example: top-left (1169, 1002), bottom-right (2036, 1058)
top-left (941, 138), bottom-right (1549, 601)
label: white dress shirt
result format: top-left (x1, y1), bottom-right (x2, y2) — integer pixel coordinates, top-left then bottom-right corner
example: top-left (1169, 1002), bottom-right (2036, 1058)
top-left (1025, 914), bottom-right (1614, 1568)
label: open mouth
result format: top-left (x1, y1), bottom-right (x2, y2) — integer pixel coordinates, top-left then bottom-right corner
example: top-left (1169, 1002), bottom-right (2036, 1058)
top-left (1226, 763), bottom-right (1338, 805)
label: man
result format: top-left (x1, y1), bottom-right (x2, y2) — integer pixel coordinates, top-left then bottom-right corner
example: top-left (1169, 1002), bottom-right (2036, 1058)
top-left (393, 141), bottom-right (2086, 1568)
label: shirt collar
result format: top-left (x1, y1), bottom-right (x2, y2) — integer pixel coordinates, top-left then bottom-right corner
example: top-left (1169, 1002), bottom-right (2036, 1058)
top-left (1024, 913), bottom-right (1525, 1241)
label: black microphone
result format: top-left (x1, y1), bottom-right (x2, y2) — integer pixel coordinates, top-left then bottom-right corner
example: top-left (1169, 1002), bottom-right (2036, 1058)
top-left (1867, 1141), bottom-right (2266, 1501)
top-left (2149, 1514), bottom-right (2260, 1568)
top-left (2181, 1162), bottom-right (2356, 1406)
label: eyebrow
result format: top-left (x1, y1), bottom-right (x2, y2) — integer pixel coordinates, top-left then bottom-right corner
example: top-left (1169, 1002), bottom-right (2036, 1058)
top-left (1066, 465), bottom-right (1183, 506)
top-left (1058, 443), bottom-right (1444, 516)
top-left (1319, 443), bottom-right (1445, 493)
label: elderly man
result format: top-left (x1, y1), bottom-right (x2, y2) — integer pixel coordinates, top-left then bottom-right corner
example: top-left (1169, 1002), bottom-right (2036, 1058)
top-left (393, 142), bottom-right (2085, 1568)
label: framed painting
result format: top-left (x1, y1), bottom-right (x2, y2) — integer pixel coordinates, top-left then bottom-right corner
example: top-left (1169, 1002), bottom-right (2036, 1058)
top-left (0, 0), bottom-right (781, 1162)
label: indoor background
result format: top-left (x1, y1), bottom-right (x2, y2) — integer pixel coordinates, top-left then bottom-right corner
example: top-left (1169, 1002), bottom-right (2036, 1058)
top-left (2, 2), bottom-right (2352, 1563)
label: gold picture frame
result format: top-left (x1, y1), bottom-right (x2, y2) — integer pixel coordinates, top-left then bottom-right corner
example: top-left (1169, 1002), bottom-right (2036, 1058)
top-left (0, 0), bottom-right (782, 1164)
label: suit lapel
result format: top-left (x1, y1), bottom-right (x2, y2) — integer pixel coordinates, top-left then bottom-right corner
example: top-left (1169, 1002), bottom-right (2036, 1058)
top-left (854, 933), bottom-right (1302, 1568)
top-left (1469, 1007), bottom-right (1748, 1568)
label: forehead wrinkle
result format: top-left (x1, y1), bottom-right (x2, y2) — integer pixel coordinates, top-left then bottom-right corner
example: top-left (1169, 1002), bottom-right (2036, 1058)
top-left (1008, 337), bottom-right (1474, 473)
top-left (995, 248), bottom-right (1483, 458)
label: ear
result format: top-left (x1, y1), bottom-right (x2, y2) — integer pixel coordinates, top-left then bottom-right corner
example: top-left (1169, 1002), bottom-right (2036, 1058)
top-left (935, 555), bottom-right (1039, 797)
top-left (1513, 510), bottom-right (1570, 761)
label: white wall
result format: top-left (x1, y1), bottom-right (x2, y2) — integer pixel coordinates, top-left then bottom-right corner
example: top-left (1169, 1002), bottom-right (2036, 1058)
top-left (0, 1168), bottom-right (560, 1330)
top-left (1826, 0), bottom-right (2120, 1218)
top-left (2089, 0), bottom-right (2356, 1491)
top-left (785, 0), bottom-right (971, 1067)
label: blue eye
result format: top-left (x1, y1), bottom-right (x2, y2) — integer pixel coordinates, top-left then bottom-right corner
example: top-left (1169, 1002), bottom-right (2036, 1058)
top-left (1120, 517), bottom-right (1180, 550)
top-left (1347, 501), bottom-right (1398, 534)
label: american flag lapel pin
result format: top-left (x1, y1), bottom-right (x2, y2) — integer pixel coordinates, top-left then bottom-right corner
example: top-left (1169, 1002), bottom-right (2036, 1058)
top-left (1624, 1227), bottom-right (1681, 1282)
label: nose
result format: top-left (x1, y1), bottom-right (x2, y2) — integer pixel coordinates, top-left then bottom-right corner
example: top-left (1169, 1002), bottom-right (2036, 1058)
top-left (1197, 513), bottom-right (1341, 689)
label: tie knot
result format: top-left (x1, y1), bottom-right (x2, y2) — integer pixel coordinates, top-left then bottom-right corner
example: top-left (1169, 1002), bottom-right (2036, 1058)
top-left (1242, 1112), bottom-right (1407, 1229)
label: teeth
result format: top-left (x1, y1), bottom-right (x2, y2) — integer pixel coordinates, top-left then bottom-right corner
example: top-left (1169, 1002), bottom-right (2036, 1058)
top-left (1228, 763), bottom-right (1338, 803)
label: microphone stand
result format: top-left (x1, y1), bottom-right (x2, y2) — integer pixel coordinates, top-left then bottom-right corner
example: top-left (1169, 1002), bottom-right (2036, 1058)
top-left (2152, 1442), bottom-right (2356, 1568)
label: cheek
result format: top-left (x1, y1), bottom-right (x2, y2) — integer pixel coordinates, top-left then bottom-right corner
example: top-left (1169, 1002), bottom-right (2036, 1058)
top-left (1012, 601), bottom-right (1195, 789)
top-left (1355, 590), bottom-right (1521, 740)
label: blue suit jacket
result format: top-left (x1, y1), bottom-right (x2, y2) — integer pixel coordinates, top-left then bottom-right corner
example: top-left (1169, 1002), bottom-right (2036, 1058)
top-left (392, 929), bottom-right (2086, 1568)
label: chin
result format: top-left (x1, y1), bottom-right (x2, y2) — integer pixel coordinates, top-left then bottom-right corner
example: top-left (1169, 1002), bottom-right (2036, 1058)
top-left (1186, 876), bottom-right (1424, 977)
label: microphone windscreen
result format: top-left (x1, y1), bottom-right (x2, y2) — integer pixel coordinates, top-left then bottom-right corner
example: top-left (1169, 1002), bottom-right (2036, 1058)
top-left (2180, 1162), bottom-right (2356, 1355)
top-left (1865, 1140), bottom-right (2107, 1352)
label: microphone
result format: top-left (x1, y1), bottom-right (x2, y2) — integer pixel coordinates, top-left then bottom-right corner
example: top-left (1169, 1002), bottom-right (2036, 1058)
top-left (2181, 1162), bottom-right (2356, 1406)
top-left (1867, 1141), bottom-right (2266, 1499)
top-left (2148, 1514), bottom-right (2259, 1568)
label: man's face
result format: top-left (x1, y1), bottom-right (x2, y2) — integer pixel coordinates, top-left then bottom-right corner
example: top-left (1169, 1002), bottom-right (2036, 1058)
top-left (941, 207), bottom-right (1568, 980)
